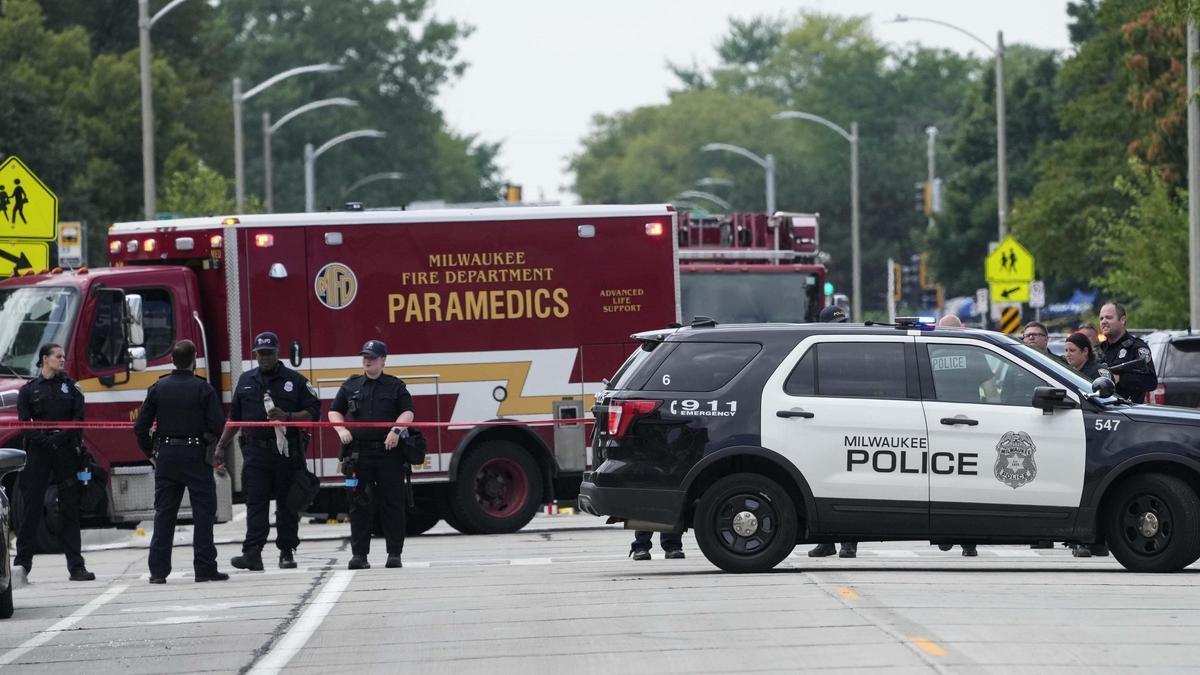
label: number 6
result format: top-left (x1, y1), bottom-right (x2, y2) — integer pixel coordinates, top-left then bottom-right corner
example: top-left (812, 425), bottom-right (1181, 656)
top-left (662, 374), bottom-right (671, 385)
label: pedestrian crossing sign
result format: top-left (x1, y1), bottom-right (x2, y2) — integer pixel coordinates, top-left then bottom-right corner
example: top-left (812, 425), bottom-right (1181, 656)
top-left (985, 235), bottom-right (1034, 284)
top-left (0, 156), bottom-right (58, 241)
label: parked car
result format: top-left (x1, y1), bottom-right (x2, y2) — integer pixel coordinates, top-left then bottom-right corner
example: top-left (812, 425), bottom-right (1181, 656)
top-left (1143, 331), bottom-right (1200, 407)
top-left (0, 446), bottom-right (27, 619)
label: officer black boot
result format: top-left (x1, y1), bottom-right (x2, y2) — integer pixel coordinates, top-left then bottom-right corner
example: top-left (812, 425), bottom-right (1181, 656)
top-left (664, 549), bottom-right (685, 560)
top-left (808, 543), bottom-right (836, 557)
top-left (348, 555), bottom-right (370, 570)
top-left (961, 544), bottom-right (978, 557)
top-left (232, 549), bottom-right (264, 572)
top-left (69, 567), bottom-right (96, 581)
top-left (838, 542), bottom-right (857, 559)
top-left (630, 547), bottom-right (651, 561)
top-left (385, 554), bottom-right (402, 569)
top-left (279, 549), bottom-right (297, 569)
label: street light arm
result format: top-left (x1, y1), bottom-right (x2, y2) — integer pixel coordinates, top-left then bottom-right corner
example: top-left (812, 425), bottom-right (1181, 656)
top-left (676, 190), bottom-right (731, 210)
top-left (243, 63), bottom-right (344, 101)
top-left (149, 0), bottom-right (191, 28)
top-left (314, 129), bottom-right (387, 158)
top-left (270, 98), bottom-right (359, 134)
top-left (695, 176), bottom-right (734, 189)
top-left (344, 172), bottom-right (406, 196)
top-left (701, 143), bottom-right (768, 169)
top-left (890, 15), bottom-right (996, 54)
top-left (773, 111), bottom-right (853, 142)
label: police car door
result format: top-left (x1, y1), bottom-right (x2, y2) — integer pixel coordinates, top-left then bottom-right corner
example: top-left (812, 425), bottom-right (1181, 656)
top-left (918, 338), bottom-right (1085, 538)
top-left (761, 335), bottom-right (929, 538)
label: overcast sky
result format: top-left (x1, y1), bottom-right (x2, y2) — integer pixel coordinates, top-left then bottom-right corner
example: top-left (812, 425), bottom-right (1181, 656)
top-left (431, 1), bottom-right (1075, 204)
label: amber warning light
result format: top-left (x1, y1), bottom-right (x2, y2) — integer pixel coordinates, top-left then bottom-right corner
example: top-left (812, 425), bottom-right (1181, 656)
top-left (255, 234), bottom-right (274, 248)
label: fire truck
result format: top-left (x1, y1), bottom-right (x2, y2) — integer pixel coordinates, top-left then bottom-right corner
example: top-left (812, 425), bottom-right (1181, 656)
top-left (0, 204), bottom-right (825, 538)
top-left (677, 210), bottom-right (827, 323)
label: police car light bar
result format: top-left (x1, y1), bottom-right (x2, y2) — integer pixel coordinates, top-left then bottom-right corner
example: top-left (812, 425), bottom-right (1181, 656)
top-left (894, 316), bottom-right (937, 331)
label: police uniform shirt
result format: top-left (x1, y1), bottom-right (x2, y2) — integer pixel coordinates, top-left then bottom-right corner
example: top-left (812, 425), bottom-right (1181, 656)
top-left (229, 364), bottom-right (321, 443)
top-left (133, 371), bottom-right (225, 456)
top-left (17, 372), bottom-right (84, 423)
top-left (330, 374), bottom-right (415, 443)
top-left (1099, 332), bottom-right (1158, 402)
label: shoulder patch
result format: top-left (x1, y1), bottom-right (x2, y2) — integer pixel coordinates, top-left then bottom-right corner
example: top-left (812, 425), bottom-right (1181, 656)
top-left (307, 381), bottom-right (317, 395)
top-left (73, 381), bottom-right (83, 392)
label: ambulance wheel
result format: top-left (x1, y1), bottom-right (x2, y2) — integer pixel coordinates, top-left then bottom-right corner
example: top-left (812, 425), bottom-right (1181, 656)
top-left (695, 473), bottom-right (796, 573)
top-left (10, 481), bottom-right (62, 555)
top-left (1105, 473), bottom-right (1200, 573)
top-left (448, 441), bottom-right (542, 535)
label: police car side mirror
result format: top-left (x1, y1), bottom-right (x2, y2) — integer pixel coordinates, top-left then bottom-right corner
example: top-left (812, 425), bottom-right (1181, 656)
top-left (1031, 386), bottom-right (1076, 413)
top-left (0, 447), bottom-right (27, 478)
top-left (1091, 376), bottom-right (1115, 398)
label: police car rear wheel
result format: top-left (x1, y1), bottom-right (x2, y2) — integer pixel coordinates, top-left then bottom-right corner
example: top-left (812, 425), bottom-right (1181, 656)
top-left (695, 473), bottom-right (796, 573)
top-left (1104, 473), bottom-right (1200, 573)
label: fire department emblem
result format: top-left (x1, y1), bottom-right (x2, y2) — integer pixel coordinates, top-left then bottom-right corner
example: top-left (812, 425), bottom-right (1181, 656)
top-left (994, 431), bottom-right (1037, 489)
top-left (314, 262), bottom-right (357, 310)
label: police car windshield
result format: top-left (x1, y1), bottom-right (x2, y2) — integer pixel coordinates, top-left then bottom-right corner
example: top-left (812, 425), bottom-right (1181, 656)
top-left (0, 286), bottom-right (80, 378)
top-left (1007, 342), bottom-right (1124, 404)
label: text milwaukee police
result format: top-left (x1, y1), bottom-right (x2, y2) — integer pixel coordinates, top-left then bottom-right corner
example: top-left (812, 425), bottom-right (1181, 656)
top-left (388, 250), bottom-right (569, 323)
top-left (844, 435), bottom-right (979, 475)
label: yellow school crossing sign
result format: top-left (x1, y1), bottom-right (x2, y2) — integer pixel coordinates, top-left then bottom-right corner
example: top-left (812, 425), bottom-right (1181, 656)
top-left (0, 240), bottom-right (50, 277)
top-left (985, 235), bottom-right (1035, 304)
top-left (0, 156), bottom-right (58, 241)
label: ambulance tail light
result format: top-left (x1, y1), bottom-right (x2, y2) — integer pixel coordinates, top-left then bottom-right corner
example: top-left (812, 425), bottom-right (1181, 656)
top-left (1148, 383), bottom-right (1166, 406)
top-left (255, 234), bottom-right (274, 248)
top-left (645, 222), bottom-right (665, 237)
top-left (606, 399), bottom-right (661, 438)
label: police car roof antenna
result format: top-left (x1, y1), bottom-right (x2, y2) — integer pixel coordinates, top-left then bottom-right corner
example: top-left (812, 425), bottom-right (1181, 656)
top-left (690, 316), bottom-right (718, 328)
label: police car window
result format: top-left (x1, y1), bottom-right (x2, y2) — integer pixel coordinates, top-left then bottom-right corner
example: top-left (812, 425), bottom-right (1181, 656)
top-left (928, 344), bottom-right (1046, 406)
top-left (137, 288), bottom-right (175, 360)
top-left (644, 342), bottom-right (760, 392)
top-left (609, 345), bottom-right (655, 390)
top-left (784, 348), bottom-right (815, 396)
top-left (814, 342), bottom-right (907, 399)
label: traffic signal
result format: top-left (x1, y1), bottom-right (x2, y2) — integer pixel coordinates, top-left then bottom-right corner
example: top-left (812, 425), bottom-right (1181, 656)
top-left (918, 252), bottom-right (929, 289)
top-left (914, 182), bottom-right (925, 213)
top-left (505, 184), bottom-right (522, 204)
top-left (823, 281), bottom-right (834, 297)
top-left (892, 262), bottom-right (902, 303)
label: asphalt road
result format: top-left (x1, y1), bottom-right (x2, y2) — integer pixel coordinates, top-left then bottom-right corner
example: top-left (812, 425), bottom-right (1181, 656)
top-left (3, 512), bottom-right (1200, 673)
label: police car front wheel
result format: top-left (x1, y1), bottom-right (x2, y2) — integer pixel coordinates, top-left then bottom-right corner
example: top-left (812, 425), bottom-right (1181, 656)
top-left (694, 473), bottom-right (797, 573)
top-left (1104, 473), bottom-right (1200, 573)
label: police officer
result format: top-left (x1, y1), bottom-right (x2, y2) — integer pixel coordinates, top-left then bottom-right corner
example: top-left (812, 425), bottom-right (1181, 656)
top-left (133, 340), bottom-right (228, 584)
top-left (808, 305), bottom-right (858, 559)
top-left (1098, 302), bottom-right (1158, 403)
top-left (328, 339), bottom-right (415, 570)
top-left (13, 343), bottom-right (94, 583)
top-left (217, 332), bottom-right (321, 572)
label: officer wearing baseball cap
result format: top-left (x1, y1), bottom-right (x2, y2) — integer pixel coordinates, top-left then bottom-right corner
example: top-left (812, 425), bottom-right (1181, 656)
top-left (328, 339), bottom-right (416, 570)
top-left (216, 331), bottom-right (320, 572)
top-left (818, 305), bottom-right (848, 323)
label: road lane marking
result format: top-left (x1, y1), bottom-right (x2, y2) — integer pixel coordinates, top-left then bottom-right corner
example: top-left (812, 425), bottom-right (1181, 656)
top-left (0, 584), bottom-right (128, 667)
top-left (989, 548), bottom-right (1042, 557)
top-left (248, 570), bottom-right (354, 675)
top-left (911, 637), bottom-right (949, 657)
top-left (869, 550), bottom-right (920, 558)
top-left (510, 557), bottom-right (553, 565)
top-left (833, 586), bottom-right (861, 600)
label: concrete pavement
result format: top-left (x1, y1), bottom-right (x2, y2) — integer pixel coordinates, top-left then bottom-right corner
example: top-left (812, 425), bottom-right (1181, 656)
top-left (4, 515), bottom-right (1200, 673)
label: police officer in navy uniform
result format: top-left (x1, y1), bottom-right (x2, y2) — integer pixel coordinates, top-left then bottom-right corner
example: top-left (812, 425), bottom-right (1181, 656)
top-left (1098, 302), bottom-right (1158, 403)
top-left (133, 340), bottom-right (228, 584)
top-left (807, 305), bottom-right (859, 559)
top-left (14, 343), bottom-right (94, 583)
top-left (328, 339), bottom-right (415, 570)
top-left (216, 332), bottom-right (321, 572)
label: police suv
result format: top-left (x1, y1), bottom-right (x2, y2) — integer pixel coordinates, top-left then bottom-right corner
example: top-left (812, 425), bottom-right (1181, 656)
top-left (579, 318), bottom-right (1200, 573)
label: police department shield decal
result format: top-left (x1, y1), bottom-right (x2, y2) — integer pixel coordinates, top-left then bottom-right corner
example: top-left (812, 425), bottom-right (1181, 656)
top-left (994, 431), bottom-right (1037, 489)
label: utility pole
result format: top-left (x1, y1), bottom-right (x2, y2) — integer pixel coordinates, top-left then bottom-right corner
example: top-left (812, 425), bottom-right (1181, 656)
top-left (1189, 21), bottom-right (1200, 331)
top-left (926, 126), bottom-right (938, 231)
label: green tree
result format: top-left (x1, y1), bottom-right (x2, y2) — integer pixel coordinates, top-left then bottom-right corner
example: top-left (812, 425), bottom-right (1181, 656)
top-left (159, 151), bottom-right (236, 217)
top-left (1091, 160), bottom-right (1188, 327)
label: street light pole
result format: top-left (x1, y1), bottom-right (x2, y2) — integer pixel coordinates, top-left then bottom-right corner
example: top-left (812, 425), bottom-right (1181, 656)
top-left (304, 129), bottom-right (387, 212)
top-left (926, 126), bottom-right (938, 231)
top-left (772, 111), bottom-right (862, 321)
top-left (891, 16), bottom-right (1007, 239)
top-left (138, 0), bottom-right (192, 220)
top-left (232, 63), bottom-right (343, 212)
top-left (1189, 21), bottom-right (1200, 330)
top-left (699, 143), bottom-right (776, 214)
top-left (263, 97), bottom-right (359, 212)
